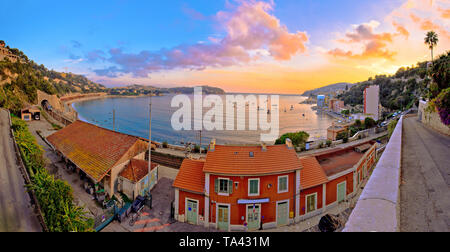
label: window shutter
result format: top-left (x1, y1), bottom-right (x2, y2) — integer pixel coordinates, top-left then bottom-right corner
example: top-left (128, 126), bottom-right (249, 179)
top-left (214, 179), bottom-right (218, 193)
top-left (228, 180), bottom-right (233, 194)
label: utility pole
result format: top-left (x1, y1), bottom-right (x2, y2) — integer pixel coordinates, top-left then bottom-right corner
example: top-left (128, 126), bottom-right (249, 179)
top-left (148, 91), bottom-right (152, 197)
top-left (113, 109), bottom-right (115, 131)
top-left (198, 130), bottom-right (202, 154)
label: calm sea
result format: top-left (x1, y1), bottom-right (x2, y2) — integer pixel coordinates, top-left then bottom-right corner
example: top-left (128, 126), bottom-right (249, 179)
top-left (72, 94), bottom-right (335, 146)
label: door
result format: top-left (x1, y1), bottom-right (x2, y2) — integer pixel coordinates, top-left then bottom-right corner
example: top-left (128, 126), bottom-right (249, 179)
top-left (247, 204), bottom-right (260, 230)
top-left (217, 205), bottom-right (229, 231)
top-left (277, 201), bottom-right (288, 226)
top-left (337, 182), bottom-right (346, 203)
top-left (186, 200), bottom-right (198, 224)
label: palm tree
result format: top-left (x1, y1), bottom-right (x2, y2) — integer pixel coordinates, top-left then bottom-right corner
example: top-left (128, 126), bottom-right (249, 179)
top-left (424, 31), bottom-right (439, 62)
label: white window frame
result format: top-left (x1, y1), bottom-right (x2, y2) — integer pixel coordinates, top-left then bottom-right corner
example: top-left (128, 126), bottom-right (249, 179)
top-left (248, 178), bottom-right (260, 196)
top-left (305, 192), bottom-right (318, 214)
top-left (218, 178), bottom-right (230, 196)
top-left (277, 175), bottom-right (289, 193)
top-left (337, 181), bottom-right (347, 203)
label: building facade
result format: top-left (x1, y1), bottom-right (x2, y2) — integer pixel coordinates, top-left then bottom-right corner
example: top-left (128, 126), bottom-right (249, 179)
top-left (173, 139), bottom-right (378, 231)
top-left (47, 120), bottom-right (157, 200)
top-left (363, 85), bottom-right (380, 121)
top-left (173, 140), bottom-right (302, 231)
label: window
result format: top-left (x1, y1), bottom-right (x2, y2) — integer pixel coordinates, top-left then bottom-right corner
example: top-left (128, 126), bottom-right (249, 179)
top-left (306, 193), bottom-right (317, 213)
top-left (278, 175), bottom-right (288, 193)
top-left (219, 179), bottom-right (229, 194)
top-left (215, 178), bottom-right (233, 195)
top-left (248, 179), bottom-right (259, 196)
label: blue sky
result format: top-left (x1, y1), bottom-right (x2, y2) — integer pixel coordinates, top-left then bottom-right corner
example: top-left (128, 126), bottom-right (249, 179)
top-left (1, 0), bottom-right (448, 93)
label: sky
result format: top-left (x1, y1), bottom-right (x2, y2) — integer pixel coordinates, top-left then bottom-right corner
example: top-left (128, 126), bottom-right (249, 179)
top-left (1, 0), bottom-right (449, 94)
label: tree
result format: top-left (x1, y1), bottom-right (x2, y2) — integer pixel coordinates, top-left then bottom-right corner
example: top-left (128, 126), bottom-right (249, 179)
top-left (275, 131), bottom-right (309, 147)
top-left (364, 117), bottom-right (376, 129)
top-left (424, 31), bottom-right (439, 62)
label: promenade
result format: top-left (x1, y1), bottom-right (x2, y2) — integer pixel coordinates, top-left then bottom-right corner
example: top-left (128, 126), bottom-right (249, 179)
top-left (400, 116), bottom-right (450, 231)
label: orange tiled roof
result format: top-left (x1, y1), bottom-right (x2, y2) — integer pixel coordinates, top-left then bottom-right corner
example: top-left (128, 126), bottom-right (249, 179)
top-left (47, 120), bottom-right (144, 182)
top-left (120, 159), bottom-right (158, 183)
top-left (173, 159), bottom-right (205, 194)
top-left (299, 156), bottom-right (328, 189)
top-left (203, 145), bottom-right (302, 175)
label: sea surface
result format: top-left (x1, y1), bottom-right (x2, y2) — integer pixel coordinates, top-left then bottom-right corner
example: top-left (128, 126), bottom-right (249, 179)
top-left (72, 94), bottom-right (335, 146)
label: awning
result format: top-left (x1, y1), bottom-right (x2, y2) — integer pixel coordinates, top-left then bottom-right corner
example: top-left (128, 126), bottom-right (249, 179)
top-left (237, 198), bottom-right (270, 204)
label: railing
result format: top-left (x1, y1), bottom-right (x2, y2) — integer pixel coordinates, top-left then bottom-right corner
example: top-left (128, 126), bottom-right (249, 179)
top-left (343, 116), bottom-right (403, 232)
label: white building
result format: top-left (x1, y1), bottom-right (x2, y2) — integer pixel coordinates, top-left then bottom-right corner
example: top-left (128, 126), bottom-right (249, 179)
top-left (364, 85), bottom-right (380, 121)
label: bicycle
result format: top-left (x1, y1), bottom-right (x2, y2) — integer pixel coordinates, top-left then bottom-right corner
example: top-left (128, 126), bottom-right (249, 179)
top-left (128, 205), bottom-right (144, 226)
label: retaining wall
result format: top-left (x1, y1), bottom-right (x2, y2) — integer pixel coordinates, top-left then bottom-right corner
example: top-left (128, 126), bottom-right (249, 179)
top-left (343, 116), bottom-right (403, 232)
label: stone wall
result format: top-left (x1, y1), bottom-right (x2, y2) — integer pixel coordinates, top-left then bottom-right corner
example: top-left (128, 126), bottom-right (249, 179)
top-left (418, 100), bottom-right (450, 136)
top-left (343, 116), bottom-right (403, 232)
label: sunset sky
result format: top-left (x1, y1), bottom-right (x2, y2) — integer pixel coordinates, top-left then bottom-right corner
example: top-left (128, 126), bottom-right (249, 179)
top-left (2, 0), bottom-right (449, 94)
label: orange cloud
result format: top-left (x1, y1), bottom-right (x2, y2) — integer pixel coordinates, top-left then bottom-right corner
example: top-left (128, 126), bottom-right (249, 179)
top-left (409, 13), bottom-right (450, 39)
top-left (327, 21), bottom-right (407, 61)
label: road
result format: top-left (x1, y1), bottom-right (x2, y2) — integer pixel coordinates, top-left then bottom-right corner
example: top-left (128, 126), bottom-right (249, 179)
top-left (400, 116), bottom-right (450, 232)
top-left (0, 109), bottom-right (41, 231)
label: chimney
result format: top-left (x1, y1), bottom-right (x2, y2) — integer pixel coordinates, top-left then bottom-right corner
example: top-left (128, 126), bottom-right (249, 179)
top-left (261, 142), bottom-right (267, 151)
top-left (285, 138), bottom-right (293, 149)
top-left (209, 139), bottom-right (216, 152)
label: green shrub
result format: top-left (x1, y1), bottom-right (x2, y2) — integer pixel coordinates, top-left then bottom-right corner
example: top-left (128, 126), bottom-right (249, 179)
top-left (162, 141), bottom-right (168, 148)
top-left (326, 140), bottom-right (332, 147)
top-left (11, 116), bottom-right (93, 232)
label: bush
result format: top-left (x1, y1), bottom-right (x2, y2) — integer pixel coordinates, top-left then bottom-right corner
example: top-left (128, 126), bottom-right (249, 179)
top-left (434, 87), bottom-right (450, 125)
top-left (388, 119), bottom-right (399, 138)
top-left (162, 141), bottom-right (168, 148)
top-left (11, 116), bottom-right (93, 232)
top-left (326, 140), bottom-right (332, 147)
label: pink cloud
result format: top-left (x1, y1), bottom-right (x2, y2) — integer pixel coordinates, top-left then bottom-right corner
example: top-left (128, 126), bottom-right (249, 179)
top-left (328, 21), bottom-right (408, 61)
top-left (93, 0), bottom-right (308, 77)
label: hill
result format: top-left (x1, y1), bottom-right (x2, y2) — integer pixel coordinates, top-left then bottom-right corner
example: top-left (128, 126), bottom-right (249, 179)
top-left (301, 82), bottom-right (355, 97)
top-left (0, 41), bottom-right (106, 114)
top-left (337, 61), bottom-right (430, 112)
top-left (108, 84), bottom-right (225, 96)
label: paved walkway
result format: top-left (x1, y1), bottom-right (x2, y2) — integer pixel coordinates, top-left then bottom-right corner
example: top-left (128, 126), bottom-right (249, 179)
top-left (0, 109), bottom-right (41, 231)
top-left (400, 116), bottom-right (450, 232)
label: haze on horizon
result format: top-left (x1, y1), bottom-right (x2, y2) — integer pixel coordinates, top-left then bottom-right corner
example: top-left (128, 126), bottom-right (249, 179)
top-left (2, 0), bottom-right (449, 94)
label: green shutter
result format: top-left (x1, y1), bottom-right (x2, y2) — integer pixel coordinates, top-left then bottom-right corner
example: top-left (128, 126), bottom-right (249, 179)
top-left (214, 179), bottom-right (218, 193)
top-left (228, 180), bottom-right (233, 194)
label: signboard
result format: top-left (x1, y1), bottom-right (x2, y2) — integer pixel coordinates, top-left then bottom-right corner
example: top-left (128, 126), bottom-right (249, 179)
top-left (237, 198), bottom-right (269, 204)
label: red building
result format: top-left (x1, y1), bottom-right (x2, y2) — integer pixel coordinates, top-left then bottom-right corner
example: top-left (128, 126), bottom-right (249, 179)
top-left (173, 139), bottom-right (377, 231)
top-left (173, 140), bottom-right (302, 231)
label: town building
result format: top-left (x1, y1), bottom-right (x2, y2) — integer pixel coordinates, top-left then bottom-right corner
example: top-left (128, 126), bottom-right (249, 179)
top-left (364, 85), bottom-right (380, 121)
top-left (21, 105), bottom-right (41, 121)
top-left (46, 120), bottom-right (158, 200)
top-left (329, 99), bottom-right (345, 113)
top-left (173, 140), bottom-right (302, 231)
top-left (173, 139), bottom-right (378, 231)
top-left (317, 95), bottom-right (326, 108)
top-left (0, 41), bottom-right (20, 62)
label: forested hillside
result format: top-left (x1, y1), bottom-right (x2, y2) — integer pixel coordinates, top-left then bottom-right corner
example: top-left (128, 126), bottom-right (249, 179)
top-left (0, 42), bottom-right (105, 114)
top-left (337, 59), bottom-right (431, 111)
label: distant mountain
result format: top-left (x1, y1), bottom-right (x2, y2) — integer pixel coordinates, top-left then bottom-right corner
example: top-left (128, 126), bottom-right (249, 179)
top-left (301, 82), bottom-right (355, 97)
top-left (108, 84), bottom-right (226, 96)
